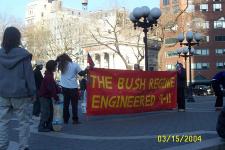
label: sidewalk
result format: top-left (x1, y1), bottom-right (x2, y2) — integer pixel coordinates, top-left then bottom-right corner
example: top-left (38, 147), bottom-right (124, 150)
top-left (7, 96), bottom-right (224, 150)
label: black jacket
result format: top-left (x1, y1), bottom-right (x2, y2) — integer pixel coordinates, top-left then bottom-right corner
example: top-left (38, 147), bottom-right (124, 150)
top-left (34, 68), bottom-right (43, 90)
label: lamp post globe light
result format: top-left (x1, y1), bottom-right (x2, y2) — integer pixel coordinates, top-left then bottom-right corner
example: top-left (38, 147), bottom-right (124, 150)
top-left (177, 31), bottom-right (202, 102)
top-left (130, 6), bottom-right (161, 71)
top-left (177, 47), bottom-right (194, 70)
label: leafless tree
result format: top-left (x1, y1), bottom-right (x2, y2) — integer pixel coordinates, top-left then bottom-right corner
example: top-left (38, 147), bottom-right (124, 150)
top-left (24, 24), bottom-right (51, 60)
top-left (0, 14), bottom-right (23, 41)
top-left (89, 11), bottom-right (144, 69)
top-left (24, 14), bottom-right (88, 63)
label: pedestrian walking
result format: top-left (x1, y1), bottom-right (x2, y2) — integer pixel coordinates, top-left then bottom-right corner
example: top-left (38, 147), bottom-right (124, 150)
top-left (33, 62), bottom-right (43, 117)
top-left (176, 62), bottom-right (186, 112)
top-left (38, 60), bottom-right (61, 132)
top-left (56, 53), bottom-right (87, 124)
top-left (211, 71), bottom-right (225, 111)
top-left (0, 27), bottom-right (36, 150)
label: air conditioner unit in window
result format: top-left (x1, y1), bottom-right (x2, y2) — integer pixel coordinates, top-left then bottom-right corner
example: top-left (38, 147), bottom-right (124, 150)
top-left (217, 24), bottom-right (223, 28)
top-left (201, 9), bottom-right (207, 12)
top-left (215, 9), bottom-right (221, 12)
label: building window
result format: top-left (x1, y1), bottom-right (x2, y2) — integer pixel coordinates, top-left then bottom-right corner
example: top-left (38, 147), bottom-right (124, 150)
top-left (173, 0), bottom-right (178, 3)
top-left (200, 4), bottom-right (208, 12)
top-left (165, 38), bottom-right (177, 45)
top-left (214, 20), bottom-right (225, 28)
top-left (201, 35), bottom-right (209, 42)
top-left (41, 12), bottom-right (44, 17)
top-left (166, 64), bottom-right (176, 70)
top-left (95, 54), bottom-right (101, 67)
top-left (196, 21), bottom-right (209, 29)
top-left (173, 5), bottom-right (179, 13)
top-left (166, 50), bottom-right (178, 58)
top-left (216, 62), bottom-right (225, 69)
top-left (214, 17), bottom-right (225, 28)
top-left (163, 0), bottom-right (170, 5)
top-left (215, 49), bottom-right (225, 55)
top-left (215, 36), bottom-right (225, 41)
top-left (213, 4), bottom-right (222, 11)
top-left (187, 4), bottom-right (195, 12)
top-left (29, 9), bottom-right (33, 15)
top-left (162, 7), bottom-right (170, 14)
top-left (192, 63), bottom-right (209, 70)
top-left (194, 49), bottom-right (209, 56)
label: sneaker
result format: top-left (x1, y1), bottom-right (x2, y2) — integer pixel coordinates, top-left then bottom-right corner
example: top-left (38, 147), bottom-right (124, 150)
top-left (216, 107), bottom-right (223, 111)
top-left (38, 128), bottom-right (51, 132)
top-left (24, 148), bottom-right (29, 150)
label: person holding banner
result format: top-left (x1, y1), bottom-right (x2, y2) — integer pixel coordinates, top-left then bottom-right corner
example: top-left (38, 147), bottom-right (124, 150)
top-left (56, 53), bottom-right (87, 124)
top-left (176, 62), bottom-right (186, 112)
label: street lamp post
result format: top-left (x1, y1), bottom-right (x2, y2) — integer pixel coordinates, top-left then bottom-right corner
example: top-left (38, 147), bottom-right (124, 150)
top-left (129, 6), bottom-right (161, 71)
top-left (177, 31), bottom-right (202, 102)
top-left (177, 47), bottom-right (195, 71)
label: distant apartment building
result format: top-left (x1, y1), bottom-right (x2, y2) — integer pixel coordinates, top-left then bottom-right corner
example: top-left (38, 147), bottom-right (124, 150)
top-left (25, 0), bottom-right (160, 70)
top-left (160, 0), bottom-right (225, 85)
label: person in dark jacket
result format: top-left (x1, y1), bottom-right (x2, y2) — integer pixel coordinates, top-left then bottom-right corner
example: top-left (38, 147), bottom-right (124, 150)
top-left (176, 62), bottom-right (186, 112)
top-left (33, 63), bottom-right (43, 116)
top-left (38, 60), bottom-right (61, 132)
top-left (79, 75), bottom-right (87, 101)
top-left (212, 71), bottom-right (225, 110)
top-left (0, 27), bottom-right (36, 150)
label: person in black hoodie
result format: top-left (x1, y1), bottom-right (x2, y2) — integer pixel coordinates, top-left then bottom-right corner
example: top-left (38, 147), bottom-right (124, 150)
top-left (0, 27), bottom-right (36, 150)
top-left (33, 63), bottom-right (43, 116)
top-left (211, 71), bottom-right (225, 110)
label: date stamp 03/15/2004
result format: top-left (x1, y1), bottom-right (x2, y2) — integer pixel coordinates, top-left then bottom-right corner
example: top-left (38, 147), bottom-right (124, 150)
top-left (157, 135), bottom-right (202, 143)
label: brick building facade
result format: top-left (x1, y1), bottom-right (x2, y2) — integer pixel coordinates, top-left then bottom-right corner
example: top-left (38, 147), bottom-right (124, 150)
top-left (160, 0), bottom-right (225, 85)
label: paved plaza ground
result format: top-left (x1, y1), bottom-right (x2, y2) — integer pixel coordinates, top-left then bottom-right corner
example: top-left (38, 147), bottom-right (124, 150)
top-left (7, 96), bottom-right (225, 150)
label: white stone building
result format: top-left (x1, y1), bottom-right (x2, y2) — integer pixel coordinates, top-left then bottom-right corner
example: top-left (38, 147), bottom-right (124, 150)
top-left (25, 0), bottom-right (159, 70)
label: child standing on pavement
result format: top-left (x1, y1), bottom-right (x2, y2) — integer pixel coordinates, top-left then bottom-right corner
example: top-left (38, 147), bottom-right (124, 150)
top-left (38, 60), bottom-right (61, 132)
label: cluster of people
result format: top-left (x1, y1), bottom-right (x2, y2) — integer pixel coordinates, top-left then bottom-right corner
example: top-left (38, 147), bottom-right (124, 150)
top-left (0, 27), bottom-right (87, 150)
top-left (34, 52), bottom-right (87, 132)
top-left (0, 26), bottom-right (225, 150)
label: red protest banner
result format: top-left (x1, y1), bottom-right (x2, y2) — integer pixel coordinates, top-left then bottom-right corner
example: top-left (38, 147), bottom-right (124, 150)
top-left (86, 68), bottom-right (177, 116)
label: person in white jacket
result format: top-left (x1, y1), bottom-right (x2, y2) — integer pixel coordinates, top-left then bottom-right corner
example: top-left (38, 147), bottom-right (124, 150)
top-left (56, 53), bottom-right (87, 124)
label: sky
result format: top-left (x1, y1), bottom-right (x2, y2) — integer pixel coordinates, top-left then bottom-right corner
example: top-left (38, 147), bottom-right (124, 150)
top-left (0, 0), bottom-right (160, 20)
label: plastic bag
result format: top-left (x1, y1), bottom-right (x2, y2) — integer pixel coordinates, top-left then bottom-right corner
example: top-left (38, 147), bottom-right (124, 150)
top-left (52, 94), bottom-right (64, 131)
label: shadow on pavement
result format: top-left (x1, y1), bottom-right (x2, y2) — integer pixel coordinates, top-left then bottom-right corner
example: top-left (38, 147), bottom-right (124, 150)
top-left (202, 144), bottom-right (225, 150)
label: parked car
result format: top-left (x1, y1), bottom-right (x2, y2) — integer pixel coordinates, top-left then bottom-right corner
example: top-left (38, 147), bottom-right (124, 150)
top-left (193, 85), bottom-right (214, 96)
